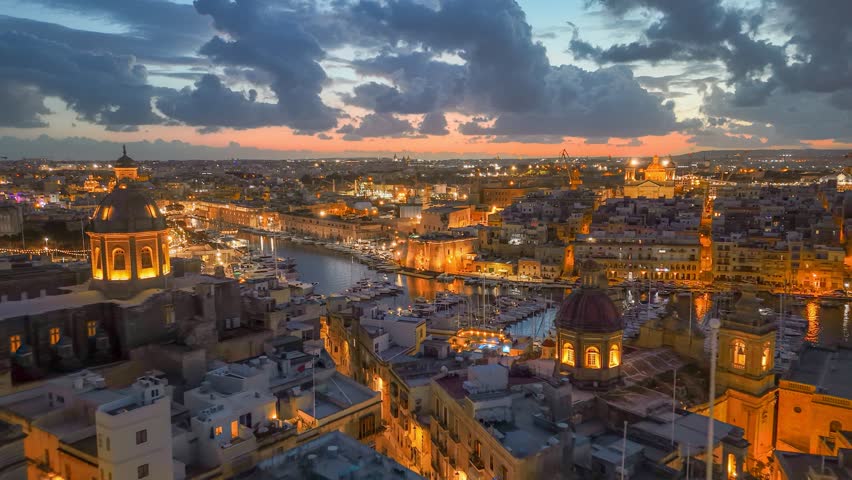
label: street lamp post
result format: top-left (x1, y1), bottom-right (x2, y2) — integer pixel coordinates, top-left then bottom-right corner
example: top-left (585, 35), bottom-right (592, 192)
top-left (705, 317), bottom-right (721, 480)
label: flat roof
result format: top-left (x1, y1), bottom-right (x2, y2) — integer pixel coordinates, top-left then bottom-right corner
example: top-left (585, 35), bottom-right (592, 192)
top-left (784, 345), bottom-right (852, 400)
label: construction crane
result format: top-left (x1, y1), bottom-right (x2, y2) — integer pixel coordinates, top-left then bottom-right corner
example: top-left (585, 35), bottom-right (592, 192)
top-left (560, 149), bottom-right (569, 162)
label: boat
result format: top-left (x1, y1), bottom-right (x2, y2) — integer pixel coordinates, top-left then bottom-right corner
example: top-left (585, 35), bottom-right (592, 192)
top-left (437, 273), bottom-right (455, 283)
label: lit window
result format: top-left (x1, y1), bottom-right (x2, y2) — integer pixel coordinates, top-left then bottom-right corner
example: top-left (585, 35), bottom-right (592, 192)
top-left (585, 346), bottom-right (601, 369)
top-left (87, 321), bottom-right (97, 338)
top-left (145, 204), bottom-right (157, 218)
top-left (731, 339), bottom-right (746, 369)
top-left (231, 420), bottom-right (239, 439)
top-left (561, 342), bottom-right (575, 366)
top-left (100, 206), bottom-right (111, 220)
top-left (9, 335), bottom-right (21, 353)
top-left (214, 426), bottom-right (223, 436)
top-left (140, 247), bottom-right (153, 269)
top-left (113, 248), bottom-right (126, 271)
top-left (164, 305), bottom-right (175, 326)
top-left (727, 453), bottom-right (737, 479)
top-left (49, 328), bottom-right (60, 345)
top-left (761, 342), bottom-right (770, 371)
top-left (609, 344), bottom-right (621, 368)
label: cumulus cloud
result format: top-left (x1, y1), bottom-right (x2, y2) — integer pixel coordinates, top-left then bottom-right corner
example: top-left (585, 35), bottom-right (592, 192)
top-left (346, 0), bottom-right (678, 139)
top-left (0, 80), bottom-right (51, 128)
top-left (0, 31), bottom-right (163, 126)
top-left (418, 112), bottom-right (449, 136)
top-left (191, 0), bottom-right (340, 132)
top-left (156, 74), bottom-right (305, 130)
top-left (337, 113), bottom-right (415, 141)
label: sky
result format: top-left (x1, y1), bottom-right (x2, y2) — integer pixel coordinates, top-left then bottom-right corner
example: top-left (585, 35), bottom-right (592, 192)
top-left (0, 0), bottom-right (850, 160)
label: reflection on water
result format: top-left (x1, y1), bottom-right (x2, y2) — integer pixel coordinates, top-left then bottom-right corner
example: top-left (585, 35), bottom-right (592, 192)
top-left (240, 233), bottom-right (850, 345)
top-left (694, 293), bottom-right (711, 325)
top-left (804, 300), bottom-right (821, 344)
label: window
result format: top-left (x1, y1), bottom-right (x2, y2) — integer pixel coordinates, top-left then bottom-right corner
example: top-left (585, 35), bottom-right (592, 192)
top-left (731, 339), bottom-right (746, 369)
top-left (93, 247), bottom-right (103, 277)
top-left (561, 342), bottom-right (575, 366)
top-left (135, 429), bottom-right (147, 445)
top-left (214, 426), bottom-right (223, 436)
top-left (49, 327), bottom-right (61, 345)
top-left (609, 344), bottom-right (621, 368)
top-left (761, 341), bottom-right (770, 371)
top-left (163, 305), bottom-right (175, 326)
top-left (87, 321), bottom-right (97, 338)
top-left (137, 463), bottom-right (149, 479)
top-left (112, 248), bottom-right (126, 271)
top-left (585, 346), bottom-right (601, 369)
top-left (106, 437), bottom-right (110, 451)
top-left (140, 247), bottom-right (153, 269)
top-left (231, 420), bottom-right (239, 439)
top-left (727, 453), bottom-right (736, 479)
top-left (9, 335), bottom-right (20, 353)
top-left (239, 413), bottom-right (252, 428)
top-left (358, 413), bottom-right (376, 439)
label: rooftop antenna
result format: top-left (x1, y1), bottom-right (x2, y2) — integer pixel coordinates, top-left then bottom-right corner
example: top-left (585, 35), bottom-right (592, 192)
top-left (620, 420), bottom-right (628, 480)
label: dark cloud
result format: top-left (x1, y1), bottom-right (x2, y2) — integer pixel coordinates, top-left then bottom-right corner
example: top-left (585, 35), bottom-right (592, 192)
top-left (350, 0), bottom-right (549, 113)
top-left (192, 0), bottom-right (340, 132)
top-left (343, 52), bottom-right (466, 114)
top-left (156, 74), bottom-right (300, 130)
top-left (459, 65), bottom-right (679, 138)
top-left (24, 0), bottom-right (211, 56)
top-left (699, 86), bottom-right (852, 143)
top-left (0, 80), bottom-right (51, 128)
top-left (346, 0), bottom-right (678, 138)
top-left (337, 113), bottom-right (415, 140)
top-left (584, 137), bottom-right (610, 145)
top-left (418, 112), bottom-right (449, 136)
top-left (316, 133), bottom-right (333, 140)
top-left (0, 31), bottom-right (163, 126)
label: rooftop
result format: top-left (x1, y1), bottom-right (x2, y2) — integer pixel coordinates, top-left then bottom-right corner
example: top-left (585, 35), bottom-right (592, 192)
top-left (246, 430), bottom-right (423, 479)
top-left (784, 345), bottom-right (852, 399)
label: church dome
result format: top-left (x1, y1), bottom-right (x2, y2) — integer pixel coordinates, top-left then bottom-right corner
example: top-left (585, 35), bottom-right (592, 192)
top-left (645, 154), bottom-right (666, 172)
top-left (90, 183), bottom-right (165, 233)
top-left (556, 260), bottom-right (622, 332)
top-left (115, 145), bottom-right (137, 168)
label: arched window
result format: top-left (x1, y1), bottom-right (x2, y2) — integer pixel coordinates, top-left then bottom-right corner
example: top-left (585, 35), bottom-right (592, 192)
top-left (561, 343), bottom-right (575, 366)
top-left (761, 341), bottom-right (771, 371)
top-left (609, 344), bottom-right (621, 368)
top-left (585, 346), bottom-right (601, 369)
top-left (93, 247), bottom-right (103, 279)
top-left (140, 247), bottom-right (154, 269)
top-left (830, 421), bottom-right (842, 435)
top-left (112, 248), bottom-right (126, 271)
top-left (727, 453), bottom-right (737, 479)
top-left (731, 339), bottom-right (746, 369)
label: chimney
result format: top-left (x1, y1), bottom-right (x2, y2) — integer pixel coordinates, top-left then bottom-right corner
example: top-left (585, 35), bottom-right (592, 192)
top-left (557, 422), bottom-right (575, 479)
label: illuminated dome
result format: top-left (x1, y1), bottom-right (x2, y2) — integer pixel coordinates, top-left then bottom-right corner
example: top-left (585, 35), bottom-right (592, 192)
top-left (555, 260), bottom-right (622, 333)
top-left (87, 181), bottom-right (170, 300)
top-left (645, 154), bottom-right (666, 172)
top-left (90, 183), bottom-right (165, 234)
top-left (554, 259), bottom-right (624, 390)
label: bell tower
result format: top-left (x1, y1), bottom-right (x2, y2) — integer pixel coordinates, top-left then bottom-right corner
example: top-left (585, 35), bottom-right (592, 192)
top-left (716, 292), bottom-right (777, 471)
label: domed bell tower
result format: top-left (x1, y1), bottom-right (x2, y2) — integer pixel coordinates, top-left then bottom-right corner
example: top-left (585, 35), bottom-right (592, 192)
top-left (87, 180), bottom-right (170, 300)
top-left (555, 260), bottom-right (624, 390)
top-left (716, 292), bottom-right (777, 470)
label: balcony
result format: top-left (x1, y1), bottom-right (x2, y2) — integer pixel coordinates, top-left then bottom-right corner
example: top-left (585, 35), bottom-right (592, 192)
top-left (449, 430), bottom-right (460, 444)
